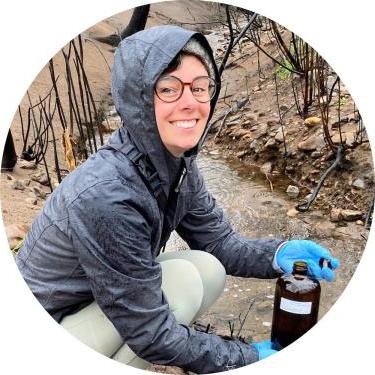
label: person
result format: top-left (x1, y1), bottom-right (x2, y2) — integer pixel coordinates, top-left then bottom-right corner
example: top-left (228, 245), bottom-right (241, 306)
top-left (15, 25), bottom-right (340, 373)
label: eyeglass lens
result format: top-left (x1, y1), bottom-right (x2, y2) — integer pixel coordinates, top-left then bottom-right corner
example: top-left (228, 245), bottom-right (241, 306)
top-left (155, 76), bottom-right (215, 103)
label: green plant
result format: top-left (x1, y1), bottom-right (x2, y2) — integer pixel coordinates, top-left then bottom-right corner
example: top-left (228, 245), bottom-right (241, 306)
top-left (275, 59), bottom-right (293, 81)
top-left (336, 95), bottom-right (349, 107)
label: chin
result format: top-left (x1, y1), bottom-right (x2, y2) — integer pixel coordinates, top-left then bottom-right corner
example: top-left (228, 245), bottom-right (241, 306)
top-left (181, 141), bottom-right (199, 152)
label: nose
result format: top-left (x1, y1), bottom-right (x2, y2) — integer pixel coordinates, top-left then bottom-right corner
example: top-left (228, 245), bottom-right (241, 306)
top-left (178, 85), bottom-right (198, 108)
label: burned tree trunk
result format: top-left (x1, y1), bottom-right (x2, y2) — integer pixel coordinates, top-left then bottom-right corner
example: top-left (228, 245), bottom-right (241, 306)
top-left (120, 4), bottom-right (150, 40)
top-left (1, 130), bottom-right (17, 172)
top-left (94, 5), bottom-right (150, 47)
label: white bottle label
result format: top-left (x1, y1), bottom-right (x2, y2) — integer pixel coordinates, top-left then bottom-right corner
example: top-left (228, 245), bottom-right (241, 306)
top-left (280, 297), bottom-right (312, 314)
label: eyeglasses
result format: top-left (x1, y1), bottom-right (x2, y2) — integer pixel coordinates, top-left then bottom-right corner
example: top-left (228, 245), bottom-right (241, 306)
top-left (155, 75), bottom-right (217, 103)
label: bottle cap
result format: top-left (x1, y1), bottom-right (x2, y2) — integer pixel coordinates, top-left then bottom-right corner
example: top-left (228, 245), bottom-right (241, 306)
top-left (293, 261), bottom-right (308, 274)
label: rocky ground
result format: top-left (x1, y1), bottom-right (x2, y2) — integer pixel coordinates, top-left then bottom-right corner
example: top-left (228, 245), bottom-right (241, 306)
top-left (1, 1), bottom-right (373, 374)
top-left (204, 22), bottom-right (373, 223)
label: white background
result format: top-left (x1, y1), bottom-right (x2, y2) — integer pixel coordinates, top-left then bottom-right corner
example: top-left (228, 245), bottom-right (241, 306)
top-left (1, 1), bottom-right (374, 374)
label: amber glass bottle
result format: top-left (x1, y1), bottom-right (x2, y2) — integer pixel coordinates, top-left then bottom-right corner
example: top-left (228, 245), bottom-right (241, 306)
top-left (271, 261), bottom-right (321, 350)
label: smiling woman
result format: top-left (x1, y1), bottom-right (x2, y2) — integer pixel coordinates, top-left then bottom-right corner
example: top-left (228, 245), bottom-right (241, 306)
top-left (13, 23), bottom-right (340, 374)
top-left (154, 54), bottom-right (212, 157)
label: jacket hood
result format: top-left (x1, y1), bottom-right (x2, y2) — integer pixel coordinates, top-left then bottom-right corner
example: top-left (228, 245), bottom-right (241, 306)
top-left (111, 25), bottom-right (221, 195)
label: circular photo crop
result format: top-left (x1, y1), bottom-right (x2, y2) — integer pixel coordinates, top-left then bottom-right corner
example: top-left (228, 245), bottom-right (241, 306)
top-left (1, 1), bottom-right (373, 374)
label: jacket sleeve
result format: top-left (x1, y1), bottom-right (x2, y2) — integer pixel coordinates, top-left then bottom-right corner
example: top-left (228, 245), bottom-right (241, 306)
top-left (68, 181), bottom-right (259, 373)
top-left (177, 171), bottom-right (283, 279)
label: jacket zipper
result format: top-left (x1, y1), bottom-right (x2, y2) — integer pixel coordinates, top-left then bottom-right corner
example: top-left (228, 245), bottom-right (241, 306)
top-left (174, 166), bottom-right (187, 193)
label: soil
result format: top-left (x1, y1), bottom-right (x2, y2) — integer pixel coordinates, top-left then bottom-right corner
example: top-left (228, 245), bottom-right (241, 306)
top-left (1, 1), bottom-right (373, 374)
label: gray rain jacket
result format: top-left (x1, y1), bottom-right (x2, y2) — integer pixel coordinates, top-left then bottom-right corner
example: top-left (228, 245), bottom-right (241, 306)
top-left (16, 26), bottom-right (283, 373)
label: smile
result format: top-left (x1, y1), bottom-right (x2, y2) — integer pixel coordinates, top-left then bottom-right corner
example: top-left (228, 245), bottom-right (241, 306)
top-left (171, 120), bottom-right (197, 129)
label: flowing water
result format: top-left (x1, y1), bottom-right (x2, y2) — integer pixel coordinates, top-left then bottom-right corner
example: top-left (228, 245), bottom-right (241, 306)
top-left (165, 149), bottom-right (368, 341)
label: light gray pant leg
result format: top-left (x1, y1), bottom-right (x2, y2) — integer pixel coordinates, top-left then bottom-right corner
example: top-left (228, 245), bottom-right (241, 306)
top-left (156, 250), bottom-right (226, 320)
top-left (61, 250), bottom-right (226, 369)
top-left (60, 301), bottom-right (123, 357)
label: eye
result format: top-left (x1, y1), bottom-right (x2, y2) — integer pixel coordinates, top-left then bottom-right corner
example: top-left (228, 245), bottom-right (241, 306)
top-left (192, 86), bottom-right (206, 93)
top-left (160, 87), bottom-right (176, 94)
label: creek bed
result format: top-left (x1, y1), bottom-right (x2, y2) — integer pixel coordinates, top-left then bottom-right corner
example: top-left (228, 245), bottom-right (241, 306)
top-left (165, 149), bottom-right (368, 341)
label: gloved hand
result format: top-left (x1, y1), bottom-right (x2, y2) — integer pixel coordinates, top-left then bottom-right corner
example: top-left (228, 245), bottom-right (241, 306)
top-left (252, 339), bottom-right (278, 360)
top-left (275, 240), bottom-right (340, 281)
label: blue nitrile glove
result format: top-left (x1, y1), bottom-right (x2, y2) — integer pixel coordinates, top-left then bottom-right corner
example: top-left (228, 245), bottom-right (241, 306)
top-left (275, 240), bottom-right (340, 281)
top-left (252, 339), bottom-right (278, 360)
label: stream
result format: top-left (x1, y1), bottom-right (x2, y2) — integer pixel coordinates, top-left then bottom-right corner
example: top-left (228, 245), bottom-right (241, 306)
top-left (164, 148), bottom-right (368, 342)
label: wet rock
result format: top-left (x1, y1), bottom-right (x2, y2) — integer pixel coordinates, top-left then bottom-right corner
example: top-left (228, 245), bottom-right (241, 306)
top-left (11, 180), bottom-right (26, 191)
top-left (251, 123), bottom-right (268, 138)
top-left (356, 220), bottom-right (364, 226)
top-left (304, 116), bottom-right (321, 127)
top-left (364, 171), bottom-right (374, 183)
top-left (330, 208), bottom-right (342, 222)
top-left (286, 185), bottom-right (300, 198)
top-left (297, 137), bottom-right (318, 151)
top-left (231, 129), bottom-right (250, 139)
top-left (260, 162), bottom-right (273, 174)
top-left (352, 178), bottom-right (365, 190)
top-left (249, 139), bottom-right (261, 152)
top-left (264, 138), bottom-right (277, 149)
top-left (236, 150), bottom-right (249, 158)
top-left (287, 207), bottom-right (299, 217)
top-left (311, 151), bottom-right (323, 159)
top-left (304, 193), bottom-right (313, 201)
top-left (19, 160), bottom-right (37, 170)
top-left (226, 119), bottom-right (241, 127)
top-left (341, 209), bottom-right (363, 221)
top-left (275, 127), bottom-right (285, 142)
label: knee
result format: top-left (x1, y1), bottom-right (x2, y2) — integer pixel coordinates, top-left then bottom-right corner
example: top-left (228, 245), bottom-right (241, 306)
top-left (160, 259), bottom-right (204, 325)
top-left (193, 250), bottom-right (226, 286)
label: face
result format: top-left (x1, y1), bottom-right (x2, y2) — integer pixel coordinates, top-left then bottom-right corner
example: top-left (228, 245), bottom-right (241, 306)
top-left (154, 55), bottom-right (211, 157)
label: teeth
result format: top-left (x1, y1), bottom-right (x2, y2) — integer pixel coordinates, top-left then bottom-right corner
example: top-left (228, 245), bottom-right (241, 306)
top-left (173, 120), bottom-right (197, 129)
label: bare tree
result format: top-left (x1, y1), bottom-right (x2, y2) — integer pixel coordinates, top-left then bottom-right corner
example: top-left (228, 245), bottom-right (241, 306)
top-left (94, 5), bottom-right (150, 47)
